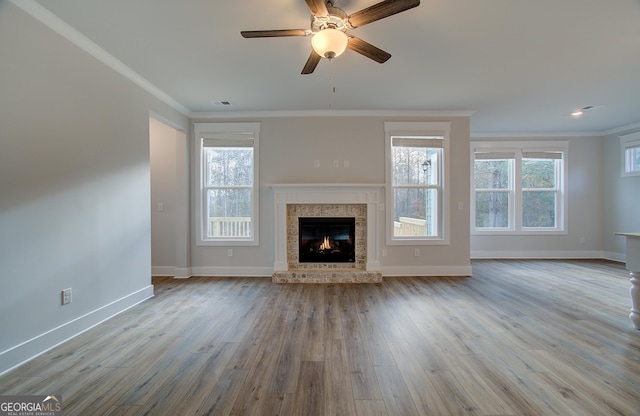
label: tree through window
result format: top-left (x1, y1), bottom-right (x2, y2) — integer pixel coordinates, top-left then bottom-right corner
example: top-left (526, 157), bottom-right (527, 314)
top-left (472, 142), bottom-right (566, 234)
top-left (385, 121), bottom-right (451, 245)
top-left (195, 123), bottom-right (260, 246)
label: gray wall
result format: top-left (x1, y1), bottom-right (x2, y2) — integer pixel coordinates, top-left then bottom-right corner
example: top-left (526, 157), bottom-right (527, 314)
top-left (470, 135), bottom-right (606, 258)
top-left (603, 129), bottom-right (640, 260)
top-left (189, 116), bottom-right (472, 276)
top-left (0, 3), bottom-right (188, 373)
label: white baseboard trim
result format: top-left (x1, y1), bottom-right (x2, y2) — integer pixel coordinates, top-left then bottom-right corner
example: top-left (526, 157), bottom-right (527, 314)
top-left (152, 266), bottom-right (176, 276)
top-left (174, 267), bottom-right (192, 279)
top-left (151, 267), bottom-right (193, 278)
top-left (381, 265), bottom-right (473, 277)
top-left (0, 285), bottom-right (154, 376)
top-left (190, 266), bottom-right (273, 277)
top-left (603, 251), bottom-right (626, 263)
top-left (470, 250), bottom-right (606, 259)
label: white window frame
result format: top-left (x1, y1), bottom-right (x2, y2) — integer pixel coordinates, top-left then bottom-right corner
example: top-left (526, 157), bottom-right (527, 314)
top-left (471, 140), bottom-right (568, 235)
top-left (620, 132), bottom-right (640, 177)
top-left (194, 122), bottom-right (260, 246)
top-left (385, 121), bottom-right (451, 246)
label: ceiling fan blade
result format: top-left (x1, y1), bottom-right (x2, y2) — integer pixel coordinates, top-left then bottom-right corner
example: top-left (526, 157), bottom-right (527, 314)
top-left (305, 0), bottom-right (329, 17)
top-left (347, 37), bottom-right (391, 63)
top-left (301, 50), bottom-right (322, 74)
top-left (241, 29), bottom-right (308, 38)
top-left (348, 0), bottom-right (420, 28)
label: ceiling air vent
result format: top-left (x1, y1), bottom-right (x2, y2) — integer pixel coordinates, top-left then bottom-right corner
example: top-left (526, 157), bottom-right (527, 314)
top-left (210, 101), bottom-right (232, 106)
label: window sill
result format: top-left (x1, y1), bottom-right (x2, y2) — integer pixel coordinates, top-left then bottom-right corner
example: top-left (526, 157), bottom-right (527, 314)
top-left (197, 239), bottom-right (259, 247)
top-left (472, 230), bottom-right (567, 236)
top-left (387, 237), bottom-right (450, 246)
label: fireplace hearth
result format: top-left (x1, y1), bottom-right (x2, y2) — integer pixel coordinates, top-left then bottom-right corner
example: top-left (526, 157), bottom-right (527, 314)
top-left (299, 217), bottom-right (355, 263)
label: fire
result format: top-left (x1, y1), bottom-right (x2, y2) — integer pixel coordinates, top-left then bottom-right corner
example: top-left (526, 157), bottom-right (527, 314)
top-left (319, 235), bottom-right (331, 251)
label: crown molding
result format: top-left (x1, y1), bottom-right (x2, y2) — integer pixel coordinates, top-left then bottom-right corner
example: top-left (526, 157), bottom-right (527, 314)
top-left (602, 120), bottom-right (640, 136)
top-left (472, 119), bottom-right (640, 139)
top-left (10, 0), bottom-right (190, 116)
top-left (471, 131), bottom-right (603, 138)
top-left (189, 109), bottom-right (476, 119)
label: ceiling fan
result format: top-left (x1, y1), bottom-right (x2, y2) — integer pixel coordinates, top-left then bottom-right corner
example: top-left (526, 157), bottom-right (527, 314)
top-left (241, 0), bottom-right (420, 74)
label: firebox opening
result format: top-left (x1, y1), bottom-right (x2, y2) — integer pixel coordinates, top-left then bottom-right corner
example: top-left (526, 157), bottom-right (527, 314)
top-left (299, 217), bottom-right (355, 263)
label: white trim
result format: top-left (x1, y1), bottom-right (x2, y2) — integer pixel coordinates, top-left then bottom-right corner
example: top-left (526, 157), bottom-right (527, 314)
top-left (620, 132), bottom-right (640, 177)
top-left (174, 267), bottom-right (192, 279)
top-left (0, 285), bottom-right (154, 376)
top-left (603, 251), bottom-right (626, 263)
top-left (472, 120), bottom-right (640, 138)
top-left (149, 111), bottom-right (187, 132)
top-left (471, 140), bottom-right (568, 234)
top-left (194, 122), bottom-right (261, 246)
top-left (604, 121), bottom-right (640, 136)
top-left (190, 267), bottom-right (273, 277)
top-left (381, 265), bottom-right (472, 277)
top-left (152, 266), bottom-right (177, 276)
top-left (472, 131), bottom-right (602, 138)
top-left (190, 109), bottom-right (475, 119)
top-left (385, 121), bottom-right (452, 246)
top-left (471, 250), bottom-right (605, 259)
top-left (10, 0), bottom-right (190, 116)
top-left (269, 184), bottom-right (384, 273)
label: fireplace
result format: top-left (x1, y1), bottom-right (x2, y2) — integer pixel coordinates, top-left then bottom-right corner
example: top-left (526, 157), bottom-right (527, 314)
top-left (270, 183), bottom-right (383, 283)
top-left (299, 217), bottom-right (355, 263)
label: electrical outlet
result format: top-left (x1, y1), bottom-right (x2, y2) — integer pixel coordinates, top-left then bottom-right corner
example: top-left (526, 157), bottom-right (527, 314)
top-left (227, 249), bottom-right (233, 257)
top-left (333, 160), bottom-right (339, 168)
top-left (61, 288), bottom-right (72, 305)
top-left (414, 248), bottom-right (420, 257)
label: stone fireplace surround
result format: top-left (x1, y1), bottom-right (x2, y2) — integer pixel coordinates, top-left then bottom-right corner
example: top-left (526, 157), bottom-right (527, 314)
top-left (270, 184), bottom-right (384, 283)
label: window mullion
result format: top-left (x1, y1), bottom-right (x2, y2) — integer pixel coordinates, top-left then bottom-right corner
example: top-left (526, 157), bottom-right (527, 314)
top-left (513, 154), bottom-right (522, 231)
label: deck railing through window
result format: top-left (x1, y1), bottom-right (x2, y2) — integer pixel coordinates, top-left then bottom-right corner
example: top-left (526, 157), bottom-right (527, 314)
top-left (208, 217), bottom-right (251, 237)
top-left (394, 217), bottom-right (426, 236)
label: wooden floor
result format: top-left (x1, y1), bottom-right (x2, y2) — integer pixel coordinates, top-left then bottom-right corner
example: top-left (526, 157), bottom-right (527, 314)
top-left (1, 260), bottom-right (639, 415)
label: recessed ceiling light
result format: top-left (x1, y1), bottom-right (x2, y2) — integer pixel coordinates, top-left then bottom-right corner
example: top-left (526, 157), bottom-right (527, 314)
top-left (571, 105), bottom-right (595, 118)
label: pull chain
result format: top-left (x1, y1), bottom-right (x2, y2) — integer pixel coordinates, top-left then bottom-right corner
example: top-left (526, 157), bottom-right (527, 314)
top-left (328, 59), bottom-right (336, 109)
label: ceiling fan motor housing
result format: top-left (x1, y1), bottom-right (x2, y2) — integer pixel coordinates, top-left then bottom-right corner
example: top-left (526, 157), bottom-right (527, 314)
top-left (311, 6), bottom-right (349, 33)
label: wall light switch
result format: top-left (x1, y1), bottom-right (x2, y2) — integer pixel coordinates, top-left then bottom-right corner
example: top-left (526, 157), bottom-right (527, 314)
top-left (343, 160), bottom-right (349, 168)
top-left (333, 160), bottom-right (339, 168)
top-left (157, 202), bottom-right (164, 212)
top-left (457, 202), bottom-right (463, 210)
top-left (414, 248), bottom-right (420, 257)
top-left (314, 160), bottom-right (320, 168)
top-left (227, 249), bottom-right (233, 257)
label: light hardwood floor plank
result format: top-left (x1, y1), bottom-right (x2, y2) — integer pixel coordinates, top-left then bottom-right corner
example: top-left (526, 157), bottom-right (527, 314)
top-left (0, 261), bottom-right (639, 415)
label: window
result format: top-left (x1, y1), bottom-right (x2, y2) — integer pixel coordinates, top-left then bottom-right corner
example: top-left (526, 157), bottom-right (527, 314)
top-left (194, 123), bottom-right (259, 246)
top-left (472, 141), bottom-right (567, 234)
top-left (621, 132), bottom-right (640, 177)
top-left (385, 122), bottom-right (450, 245)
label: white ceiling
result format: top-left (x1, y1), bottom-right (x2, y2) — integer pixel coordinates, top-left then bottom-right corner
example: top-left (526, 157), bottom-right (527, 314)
top-left (26, 0), bottom-right (640, 133)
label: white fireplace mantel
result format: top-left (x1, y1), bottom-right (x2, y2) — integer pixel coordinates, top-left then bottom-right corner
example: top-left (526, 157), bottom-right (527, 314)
top-left (269, 183), bottom-right (384, 272)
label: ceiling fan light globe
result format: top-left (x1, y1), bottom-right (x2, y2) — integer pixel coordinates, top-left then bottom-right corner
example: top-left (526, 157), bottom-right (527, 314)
top-left (311, 28), bottom-right (348, 60)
